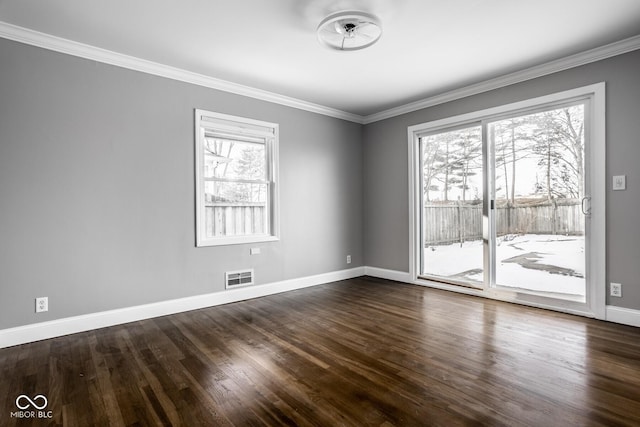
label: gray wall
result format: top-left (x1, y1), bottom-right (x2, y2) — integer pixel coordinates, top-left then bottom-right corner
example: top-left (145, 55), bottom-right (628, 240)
top-left (2, 35), bottom-right (639, 332)
top-left (0, 38), bottom-right (363, 330)
top-left (363, 49), bottom-right (640, 310)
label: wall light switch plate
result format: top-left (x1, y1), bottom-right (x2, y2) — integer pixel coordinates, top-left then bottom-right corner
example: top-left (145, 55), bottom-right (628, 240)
top-left (250, 247), bottom-right (261, 255)
top-left (613, 175), bottom-right (626, 191)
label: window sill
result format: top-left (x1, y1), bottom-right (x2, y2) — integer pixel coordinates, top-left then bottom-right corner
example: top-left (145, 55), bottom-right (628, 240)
top-left (196, 235), bottom-right (279, 247)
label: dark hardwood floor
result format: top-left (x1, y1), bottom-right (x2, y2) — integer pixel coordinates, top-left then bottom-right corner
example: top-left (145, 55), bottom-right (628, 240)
top-left (2, 276), bottom-right (640, 426)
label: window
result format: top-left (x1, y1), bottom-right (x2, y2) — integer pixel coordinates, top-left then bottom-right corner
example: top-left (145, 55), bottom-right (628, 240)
top-left (195, 109), bottom-right (279, 246)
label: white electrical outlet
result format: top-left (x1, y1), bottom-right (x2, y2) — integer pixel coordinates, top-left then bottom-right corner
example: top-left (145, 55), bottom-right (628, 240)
top-left (346, 255), bottom-right (352, 264)
top-left (610, 283), bottom-right (622, 298)
top-left (35, 297), bottom-right (48, 313)
top-left (250, 247), bottom-right (261, 255)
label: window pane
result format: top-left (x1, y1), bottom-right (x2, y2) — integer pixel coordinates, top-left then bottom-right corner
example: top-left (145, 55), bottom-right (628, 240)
top-left (204, 201), bottom-right (267, 238)
top-left (205, 181), bottom-right (268, 204)
top-left (204, 182), bottom-right (269, 238)
top-left (420, 125), bottom-right (484, 287)
top-left (203, 138), bottom-right (265, 180)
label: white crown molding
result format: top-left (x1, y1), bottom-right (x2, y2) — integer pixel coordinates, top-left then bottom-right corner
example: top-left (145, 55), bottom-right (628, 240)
top-left (0, 21), bottom-right (365, 124)
top-left (0, 266), bottom-right (365, 348)
top-left (363, 34), bottom-right (640, 124)
top-left (1, 22), bottom-right (639, 126)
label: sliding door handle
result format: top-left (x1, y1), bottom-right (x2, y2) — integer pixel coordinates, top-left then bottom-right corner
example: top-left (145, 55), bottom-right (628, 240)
top-left (581, 196), bottom-right (591, 216)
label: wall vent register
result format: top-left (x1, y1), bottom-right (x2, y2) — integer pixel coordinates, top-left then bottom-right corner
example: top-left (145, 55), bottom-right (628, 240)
top-left (225, 269), bottom-right (255, 289)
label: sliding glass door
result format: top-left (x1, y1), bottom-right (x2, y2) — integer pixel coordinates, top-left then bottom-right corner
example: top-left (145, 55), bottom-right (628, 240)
top-left (411, 84), bottom-right (605, 316)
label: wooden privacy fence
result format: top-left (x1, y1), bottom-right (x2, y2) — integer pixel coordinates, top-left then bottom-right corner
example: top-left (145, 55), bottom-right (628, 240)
top-left (424, 203), bottom-right (483, 246)
top-left (424, 199), bottom-right (584, 246)
top-left (205, 203), bottom-right (266, 237)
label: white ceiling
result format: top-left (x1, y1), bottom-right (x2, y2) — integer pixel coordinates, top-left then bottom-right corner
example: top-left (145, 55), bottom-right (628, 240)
top-left (1, 0), bottom-right (640, 117)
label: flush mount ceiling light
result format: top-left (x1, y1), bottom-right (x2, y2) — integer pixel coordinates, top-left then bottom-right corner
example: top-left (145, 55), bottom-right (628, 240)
top-left (317, 11), bottom-right (382, 51)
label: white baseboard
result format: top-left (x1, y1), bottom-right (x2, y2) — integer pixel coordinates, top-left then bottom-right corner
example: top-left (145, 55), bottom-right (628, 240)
top-left (364, 266), bottom-right (640, 329)
top-left (606, 305), bottom-right (640, 327)
top-left (364, 266), bottom-right (411, 283)
top-left (0, 267), bottom-right (365, 349)
top-left (3, 267), bottom-right (638, 348)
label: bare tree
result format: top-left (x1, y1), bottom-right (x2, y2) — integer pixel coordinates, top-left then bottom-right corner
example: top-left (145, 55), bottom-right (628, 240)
top-left (451, 128), bottom-right (482, 201)
top-left (421, 136), bottom-right (444, 202)
top-left (492, 117), bottom-right (535, 204)
top-left (532, 106), bottom-right (584, 199)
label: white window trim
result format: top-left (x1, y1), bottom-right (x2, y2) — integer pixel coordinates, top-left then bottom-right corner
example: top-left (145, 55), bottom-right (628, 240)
top-left (408, 83), bottom-right (606, 319)
top-left (195, 109), bottom-right (280, 247)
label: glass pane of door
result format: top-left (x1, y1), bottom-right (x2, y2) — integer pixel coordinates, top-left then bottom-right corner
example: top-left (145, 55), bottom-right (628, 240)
top-left (420, 125), bottom-right (484, 287)
top-left (489, 104), bottom-right (586, 301)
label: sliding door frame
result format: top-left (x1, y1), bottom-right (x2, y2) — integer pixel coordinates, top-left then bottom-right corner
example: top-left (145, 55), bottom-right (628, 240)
top-left (408, 83), bottom-right (606, 319)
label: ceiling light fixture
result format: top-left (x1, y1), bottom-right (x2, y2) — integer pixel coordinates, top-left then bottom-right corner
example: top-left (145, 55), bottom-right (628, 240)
top-left (316, 11), bottom-right (382, 51)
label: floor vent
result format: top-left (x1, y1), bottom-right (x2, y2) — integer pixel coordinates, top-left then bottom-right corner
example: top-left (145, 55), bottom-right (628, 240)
top-left (225, 269), bottom-right (254, 289)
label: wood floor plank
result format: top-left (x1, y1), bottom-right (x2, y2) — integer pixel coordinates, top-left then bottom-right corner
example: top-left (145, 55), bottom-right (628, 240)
top-left (2, 277), bottom-right (640, 426)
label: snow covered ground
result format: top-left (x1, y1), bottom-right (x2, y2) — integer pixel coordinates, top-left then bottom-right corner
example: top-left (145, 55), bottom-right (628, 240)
top-left (424, 234), bottom-right (585, 296)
